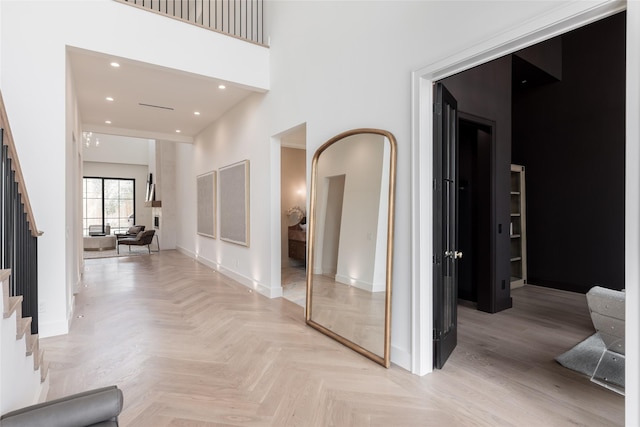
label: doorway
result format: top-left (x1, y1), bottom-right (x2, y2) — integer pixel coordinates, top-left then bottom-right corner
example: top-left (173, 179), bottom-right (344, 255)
top-left (458, 115), bottom-right (493, 306)
top-left (278, 124), bottom-right (307, 307)
top-left (431, 10), bottom-right (627, 376)
top-left (413, 2), bottom-right (638, 421)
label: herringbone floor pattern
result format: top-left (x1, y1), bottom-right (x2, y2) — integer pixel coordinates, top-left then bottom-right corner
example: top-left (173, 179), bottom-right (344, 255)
top-left (42, 251), bottom-right (623, 426)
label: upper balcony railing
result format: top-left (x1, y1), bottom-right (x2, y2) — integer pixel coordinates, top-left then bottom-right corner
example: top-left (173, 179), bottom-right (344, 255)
top-left (116, 0), bottom-right (265, 46)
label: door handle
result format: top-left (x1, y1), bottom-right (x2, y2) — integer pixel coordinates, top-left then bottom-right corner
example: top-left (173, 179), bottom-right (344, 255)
top-left (445, 250), bottom-right (463, 259)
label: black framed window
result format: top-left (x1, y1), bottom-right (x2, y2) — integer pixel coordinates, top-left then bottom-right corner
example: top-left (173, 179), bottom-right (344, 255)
top-left (83, 177), bottom-right (135, 235)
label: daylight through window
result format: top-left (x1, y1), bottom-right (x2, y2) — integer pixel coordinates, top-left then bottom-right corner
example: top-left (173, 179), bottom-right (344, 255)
top-left (82, 177), bottom-right (135, 236)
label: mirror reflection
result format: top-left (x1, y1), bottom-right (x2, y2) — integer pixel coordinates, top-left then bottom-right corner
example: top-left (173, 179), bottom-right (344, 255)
top-left (306, 129), bottom-right (396, 367)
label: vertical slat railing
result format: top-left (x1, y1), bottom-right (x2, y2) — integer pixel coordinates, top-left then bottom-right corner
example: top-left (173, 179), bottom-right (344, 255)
top-left (116, 0), bottom-right (265, 46)
top-left (0, 91), bottom-right (42, 335)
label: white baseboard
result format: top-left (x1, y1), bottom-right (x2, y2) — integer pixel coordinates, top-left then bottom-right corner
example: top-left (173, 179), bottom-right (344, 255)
top-left (391, 344), bottom-right (412, 371)
top-left (176, 245), bottom-right (196, 259)
top-left (193, 253), bottom-right (283, 299)
top-left (335, 274), bottom-right (375, 292)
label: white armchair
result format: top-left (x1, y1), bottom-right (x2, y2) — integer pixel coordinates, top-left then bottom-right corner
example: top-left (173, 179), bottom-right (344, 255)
top-left (586, 286), bottom-right (625, 395)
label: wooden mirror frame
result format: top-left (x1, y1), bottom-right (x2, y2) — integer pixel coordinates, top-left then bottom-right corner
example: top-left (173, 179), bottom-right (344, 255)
top-left (305, 128), bottom-right (397, 368)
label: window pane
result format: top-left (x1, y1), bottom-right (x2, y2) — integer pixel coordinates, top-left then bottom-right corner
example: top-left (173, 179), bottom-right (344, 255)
top-left (104, 180), bottom-right (119, 198)
top-left (120, 180), bottom-right (134, 198)
top-left (115, 219), bottom-right (128, 232)
top-left (104, 199), bottom-right (118, 218)
top-left (85, 178), bottom-right (102, 199)
top-left (86, 199), bottom-right (102, 219)
top-left (120, 200), bottom-right (134, 218)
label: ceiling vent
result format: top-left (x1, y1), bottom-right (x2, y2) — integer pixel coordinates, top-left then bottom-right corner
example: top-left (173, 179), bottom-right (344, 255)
top-left (138, 102), bottom-right (174, 111)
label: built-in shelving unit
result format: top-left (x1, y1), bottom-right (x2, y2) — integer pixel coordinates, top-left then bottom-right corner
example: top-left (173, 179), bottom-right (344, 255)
top-left (510, 164), bottom-right (527, 289)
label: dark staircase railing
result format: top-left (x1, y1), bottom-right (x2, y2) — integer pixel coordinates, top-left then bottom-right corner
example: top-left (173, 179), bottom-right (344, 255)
top-left (0, 91), bottom-right (42, 335)
top-left (116, 0), bottom-right (265, 45)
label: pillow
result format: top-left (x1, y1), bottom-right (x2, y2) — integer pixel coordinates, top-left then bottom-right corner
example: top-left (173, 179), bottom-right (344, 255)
top-left (128, 226), bottom-right (142, 235)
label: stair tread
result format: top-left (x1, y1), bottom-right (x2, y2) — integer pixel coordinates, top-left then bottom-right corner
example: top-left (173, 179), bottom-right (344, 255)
top-left (34, 348), bottom-right (44, 371)
top-left (4, 295), bottom-right (23, 318)
top-left (40, 359), bottom-right (50, 383)
top-left (17, 316), bottom-right (32, 340)
top-left (26, 333), bottom-right (38, 356)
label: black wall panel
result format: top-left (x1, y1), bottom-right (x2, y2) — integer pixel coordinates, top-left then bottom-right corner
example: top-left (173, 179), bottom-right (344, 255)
top-left (512, 12), bottom-right (626, 292)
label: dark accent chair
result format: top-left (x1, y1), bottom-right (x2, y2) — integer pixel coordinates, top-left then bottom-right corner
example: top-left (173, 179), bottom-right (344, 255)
top-left (114, 225), bottom-right (145, 240)
top-left (0, 386), bottom-right (123, 427)
top-left (117, 229), bottom-right (156, 254)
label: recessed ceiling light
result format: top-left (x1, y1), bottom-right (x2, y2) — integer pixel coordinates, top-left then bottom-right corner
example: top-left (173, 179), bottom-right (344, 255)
top-left (218, 84), bottom-right (226, 90)
top-left (105, 120), bottom-right (112, 124)
top-left (106, 97), bottom-right (114, 102)
top-left (176, 129), bottom-right (181, 133)
top-left (194, 111), bottom-right (201, 116)
top-left (110, 62), bottom-right (120, 68)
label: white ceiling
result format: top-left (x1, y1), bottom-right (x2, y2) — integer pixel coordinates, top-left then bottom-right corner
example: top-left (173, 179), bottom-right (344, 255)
top-left (69, 47), bottom-right (256, 142)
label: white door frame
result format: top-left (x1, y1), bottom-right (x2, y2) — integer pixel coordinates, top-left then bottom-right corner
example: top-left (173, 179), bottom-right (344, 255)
top-left (410, 1), bottom-right (638, 424)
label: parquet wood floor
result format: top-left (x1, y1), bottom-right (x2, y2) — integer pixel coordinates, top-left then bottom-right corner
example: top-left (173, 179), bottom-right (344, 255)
top-left (41, 251), bottom-right (623, 426)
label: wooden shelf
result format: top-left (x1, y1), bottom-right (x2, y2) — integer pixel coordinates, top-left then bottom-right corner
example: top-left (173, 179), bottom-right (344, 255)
top-left (145, 200), bottom-right (162, 208)
top-left (510, 164), bottom-right (527, 290)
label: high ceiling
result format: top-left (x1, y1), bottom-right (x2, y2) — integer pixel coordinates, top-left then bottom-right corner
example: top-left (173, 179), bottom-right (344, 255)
top-left (69, 47), bottom-right (256, 142)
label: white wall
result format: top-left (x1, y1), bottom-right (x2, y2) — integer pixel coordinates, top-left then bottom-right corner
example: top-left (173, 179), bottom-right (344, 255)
top-left (0, 0), bottom-right (268, 338)
top-left (63, 52), bottom-right (82, 333)
top-left (176, 94), bottom-right (280, 297)
top-left (83, 162), bottom-right (152, 231)
top-left (176, 142), bottom-right (197, 258)
top-left (82, 134), bottom-right (150, 165)
top-left (626, 2), bottom-right (640, 424)
top-left (155, 140), bottom-right (178, 249)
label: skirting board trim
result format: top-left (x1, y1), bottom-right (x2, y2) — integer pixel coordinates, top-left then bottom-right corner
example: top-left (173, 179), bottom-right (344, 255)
top-left (334, 274), bottom-right (385, 293)
top-left (391, 344), bottom-right (411, 371)
top-left (176, 246), bottom-right (196, 259)
top-left (177, 246), bottom-right (283, 299)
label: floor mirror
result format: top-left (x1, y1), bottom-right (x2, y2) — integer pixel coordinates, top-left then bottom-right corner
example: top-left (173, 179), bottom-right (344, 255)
top-left (305, 128), bottom-right (396, 368)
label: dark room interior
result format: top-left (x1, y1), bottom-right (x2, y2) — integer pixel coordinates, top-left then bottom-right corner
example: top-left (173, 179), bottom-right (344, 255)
top-left (443, 10), bottom-right (626, 308)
